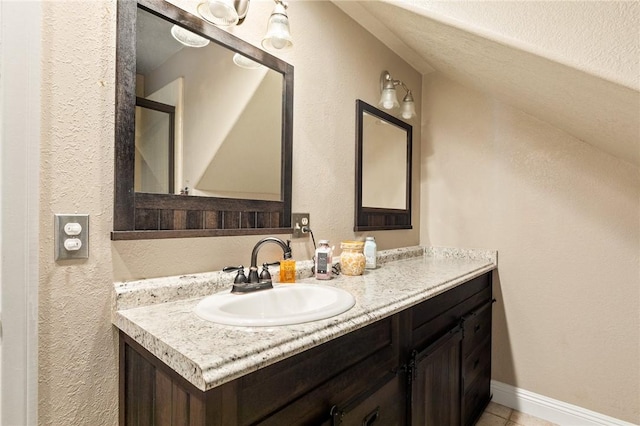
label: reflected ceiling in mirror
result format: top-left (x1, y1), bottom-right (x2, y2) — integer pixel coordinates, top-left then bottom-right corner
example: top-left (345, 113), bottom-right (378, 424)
top-left (135, 8), bottom-right (282, 201)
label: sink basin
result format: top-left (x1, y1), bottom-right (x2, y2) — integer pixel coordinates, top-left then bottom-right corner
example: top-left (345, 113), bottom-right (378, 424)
top-left (194, 283), bottom-right (356, 327)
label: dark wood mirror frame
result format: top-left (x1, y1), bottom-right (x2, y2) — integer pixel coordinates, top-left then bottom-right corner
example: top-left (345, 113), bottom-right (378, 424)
top-left (112, 0), bottom-right (293, 240)
top-left (355, 100), bottom-right (412, 231)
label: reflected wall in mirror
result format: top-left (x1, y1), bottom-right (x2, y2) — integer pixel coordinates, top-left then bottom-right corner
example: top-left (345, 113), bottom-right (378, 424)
top-left (113, 0), bottom-right (293, 240)
top-left (135, 7), bottom-right (282, 200)
top-left (355, 100), bottom-right (412, 231)
top-left (135, 97), bottom-right (175, 194)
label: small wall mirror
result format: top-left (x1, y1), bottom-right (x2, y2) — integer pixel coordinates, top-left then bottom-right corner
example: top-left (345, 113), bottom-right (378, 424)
top-left (355, 100), bottom-right (412, 231)
top-left (113, 0), bottom-right (293, 240)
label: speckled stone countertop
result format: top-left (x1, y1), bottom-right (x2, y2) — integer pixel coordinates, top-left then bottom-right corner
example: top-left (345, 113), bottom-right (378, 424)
top-left (113, 246), bottom-right (497, 392)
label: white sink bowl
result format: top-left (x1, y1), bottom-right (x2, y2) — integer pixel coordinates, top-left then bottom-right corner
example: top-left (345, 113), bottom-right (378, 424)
top-left (194, 283), bottom-right (355, 327)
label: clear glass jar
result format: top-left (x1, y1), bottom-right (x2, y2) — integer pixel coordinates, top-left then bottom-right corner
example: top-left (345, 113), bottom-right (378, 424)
top-left (315, 240), bottom-right (332, 280)
top-left (364, 236), bottom-right (377, 269)
top-left (340, 241), bottom-right (365, 276)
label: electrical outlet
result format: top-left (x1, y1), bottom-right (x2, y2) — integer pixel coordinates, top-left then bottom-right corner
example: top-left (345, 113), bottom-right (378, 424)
top-left (292, 213), bottom-right (310, 238)
top-left (54, 214), bottom-right (89, 260)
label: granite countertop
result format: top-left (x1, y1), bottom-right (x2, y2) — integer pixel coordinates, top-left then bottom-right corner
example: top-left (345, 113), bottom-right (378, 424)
top-left (113, 246), bottom-right (497, 392)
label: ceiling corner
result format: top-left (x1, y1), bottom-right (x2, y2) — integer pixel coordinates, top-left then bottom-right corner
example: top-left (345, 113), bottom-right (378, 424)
top-left (331, 0), bottom-right (435, 76)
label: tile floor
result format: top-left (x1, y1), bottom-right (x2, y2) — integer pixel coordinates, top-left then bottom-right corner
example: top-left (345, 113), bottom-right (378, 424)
top-left (477, 402), bottom-right (558, 426)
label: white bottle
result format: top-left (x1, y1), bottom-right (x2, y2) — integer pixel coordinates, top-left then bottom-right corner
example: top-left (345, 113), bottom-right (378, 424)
top-left (315, 240), bottom-right (333, 280)
top-left (364, 236), bottom-right (377, 269)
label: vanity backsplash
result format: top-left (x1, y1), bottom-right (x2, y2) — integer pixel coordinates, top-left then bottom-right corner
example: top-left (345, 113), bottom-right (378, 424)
top-left (113, 246), bottom-right (432, 312)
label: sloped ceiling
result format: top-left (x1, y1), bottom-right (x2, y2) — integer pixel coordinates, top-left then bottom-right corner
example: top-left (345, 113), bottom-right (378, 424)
top-left (333, 1), bottom-right (640, 166)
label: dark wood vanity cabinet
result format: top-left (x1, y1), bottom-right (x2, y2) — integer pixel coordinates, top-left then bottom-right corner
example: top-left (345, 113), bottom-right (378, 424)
top-left (408, 273), bottom-right (493, 426)
top-left (120, 272), bottom-right (493, 425)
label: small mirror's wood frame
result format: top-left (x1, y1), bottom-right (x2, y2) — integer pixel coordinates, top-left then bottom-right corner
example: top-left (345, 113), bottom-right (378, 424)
top-left (112, 0), bottom-right (293, 240)
top-left (354, 100), bottom-right (412, 231)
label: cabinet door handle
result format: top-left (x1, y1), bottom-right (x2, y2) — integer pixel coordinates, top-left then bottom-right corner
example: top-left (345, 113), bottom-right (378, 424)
top-left (473, 358), bottom-right (480, 369)
top-left (362, 407), bottom-right (380, 426)
top-left (474, 324), bottom-right (481, 333)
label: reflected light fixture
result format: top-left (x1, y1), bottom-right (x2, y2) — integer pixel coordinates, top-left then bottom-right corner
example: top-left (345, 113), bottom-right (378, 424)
top-left (379, 70), bottom-right (416, 120)
top-left (261, 0), bottom-right (293, 51)
top-left (170, 25), bottom-right (210, 48)
top-left (197, 0), bottom-right (250, 27)
top-left (232, 52), bottom-right (263, 69)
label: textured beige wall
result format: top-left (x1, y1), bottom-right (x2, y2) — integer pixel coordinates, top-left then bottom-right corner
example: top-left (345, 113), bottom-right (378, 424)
top-left (345, 1), bottom-right (640, 168)
top-left (39, 1), bottom-right (118, 424)
top-left (39, 1), bottom-right (420, 424)
top-left (421, 74), bottom-right (640, 423)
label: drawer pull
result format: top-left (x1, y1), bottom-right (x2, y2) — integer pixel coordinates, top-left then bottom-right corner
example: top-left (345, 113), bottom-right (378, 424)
top-left (362, 407), bottom-right (380, 425)
top-left (474, 324), bottom-right (481, 333)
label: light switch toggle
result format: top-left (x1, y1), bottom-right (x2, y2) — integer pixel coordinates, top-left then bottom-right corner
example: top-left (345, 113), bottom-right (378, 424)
top-left (64, 238), bottom-right (82, 251)
top-left (64, 222), bottom-right (82, 236)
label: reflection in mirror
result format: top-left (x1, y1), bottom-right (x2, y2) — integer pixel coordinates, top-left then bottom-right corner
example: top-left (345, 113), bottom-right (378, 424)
top-left (136, 7), bottom-right (282, 200)
top-left (135, 97), bottom-right (175, 194)
top-left (361, 110), bottom-right (407, 210)
top-left (355, 100), bottom-right (412, 231)
top-left (112, 0), bottom-right (293, 239)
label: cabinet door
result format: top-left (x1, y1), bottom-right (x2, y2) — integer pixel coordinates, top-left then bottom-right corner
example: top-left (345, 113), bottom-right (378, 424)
top-left (121, 335), bottom-right (210, 426)
top-left (410, 325), bottom-right (463, 426)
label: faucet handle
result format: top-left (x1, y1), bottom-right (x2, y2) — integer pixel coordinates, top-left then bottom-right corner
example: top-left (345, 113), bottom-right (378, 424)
top-left (223, 265), bottom-right (247, 284)
top-left (259, 261), bottom-right (280, 282)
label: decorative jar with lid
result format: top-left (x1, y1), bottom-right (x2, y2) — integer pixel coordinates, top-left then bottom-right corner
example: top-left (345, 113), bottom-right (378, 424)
top-left (340, 240), bottom-right (366, 276)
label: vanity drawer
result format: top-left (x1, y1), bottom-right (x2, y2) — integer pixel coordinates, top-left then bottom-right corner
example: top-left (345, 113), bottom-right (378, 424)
top-left (462, 365), bottom-right (491, 426)
top-left (330, 373), bottom-right (405, 426)
top-left (237, 316), bottom-right (398, 425)
top-left (461, 301), bottom-right (492, 359)
top-left (254, 353), bottom-right (401, 426)
top-left (412, 273), bottom-right (491, 330)
top-left (462, 336), bottom-right (491, 394)
top-left (411, 286), bottom-right (491, 351)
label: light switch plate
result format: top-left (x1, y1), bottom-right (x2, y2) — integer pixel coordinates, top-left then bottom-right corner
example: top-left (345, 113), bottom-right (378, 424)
top-left (55, 214), bottom-right (89, 260)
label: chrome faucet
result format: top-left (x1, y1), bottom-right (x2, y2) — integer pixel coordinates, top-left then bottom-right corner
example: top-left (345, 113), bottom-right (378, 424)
top-left (247, 237), bottom-right (292, 284)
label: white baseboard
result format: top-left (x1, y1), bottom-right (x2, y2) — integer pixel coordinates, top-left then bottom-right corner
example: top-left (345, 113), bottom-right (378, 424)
top-left (491, 380), bottom-right (638, 426)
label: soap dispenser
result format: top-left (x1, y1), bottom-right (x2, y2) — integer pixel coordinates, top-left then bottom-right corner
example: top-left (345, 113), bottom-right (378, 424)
top-left (279, 258), bottom-right (296, 283)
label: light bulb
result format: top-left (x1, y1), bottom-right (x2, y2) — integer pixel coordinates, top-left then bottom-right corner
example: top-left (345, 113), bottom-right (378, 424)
top-left (197, 0), bottom-right (239, 26)
top-left (262, 2), bottom-right (292, 51)
top-left (170, 25), bottom-right (210, 48)
top-left (270, 36), bottom-right (288, 50)
top-left (400, 91), bottom-right (416, 119)
top-left (378, 87), bottom-right (399, 110)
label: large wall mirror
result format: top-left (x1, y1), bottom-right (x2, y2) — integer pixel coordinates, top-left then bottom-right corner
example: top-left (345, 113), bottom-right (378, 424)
top-left (355, 100), bottom-right (412, 231)
top-left (113, 0), bottom-right (293, 240)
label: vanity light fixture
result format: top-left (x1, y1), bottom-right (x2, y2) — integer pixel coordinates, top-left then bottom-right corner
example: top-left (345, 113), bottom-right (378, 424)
top-left (170, 25), bottom-right (210, 48)
top-left (261, 0), bottom-right (293, 51)
top-left (379, 70), bottom-right (416, 120)
top-left (197, 0), bottom-right (250, 27)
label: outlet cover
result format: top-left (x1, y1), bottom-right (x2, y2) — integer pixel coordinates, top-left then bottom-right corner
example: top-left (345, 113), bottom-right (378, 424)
top-left (54, 214), bottom-right (89, 260)
top-left (292, 213), bottom-right (310, 238)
